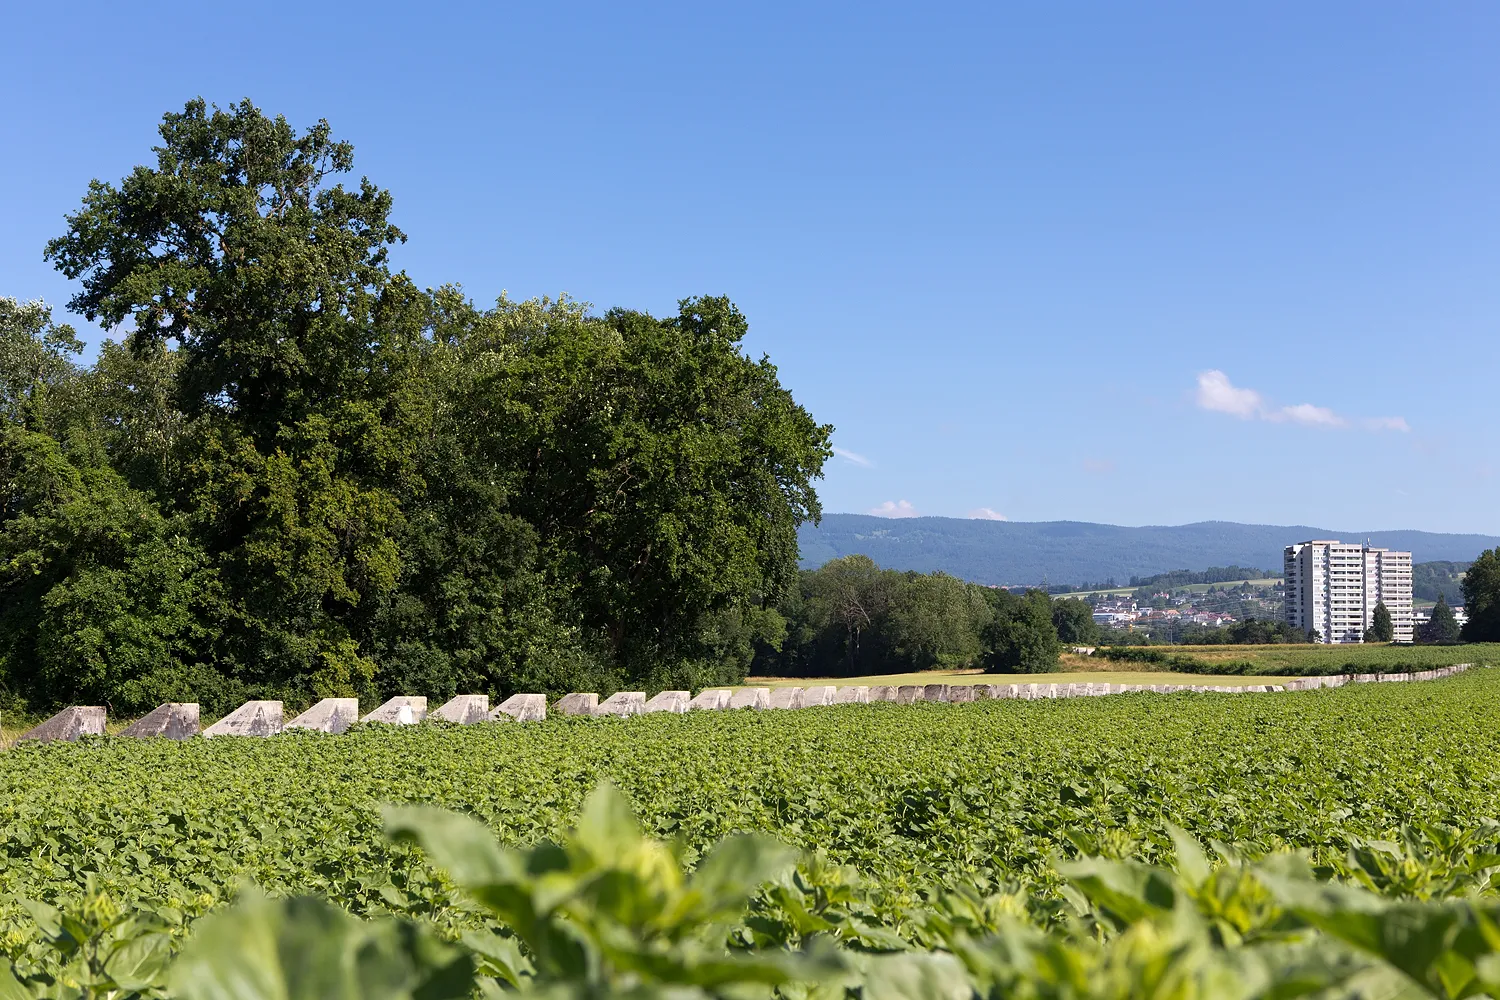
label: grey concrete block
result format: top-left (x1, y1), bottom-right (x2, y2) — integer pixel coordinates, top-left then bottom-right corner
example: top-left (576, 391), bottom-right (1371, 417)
top-left (284, 699), bottom-right (358, 734)
top-left (729, 687), bottom-right (770, 710)
top-left (996, 684), bottom-right (1021, 698)
top-left (555, 693), bottom-right (599, 717)
top-left (895, 685), bottom-right (922, 704)
top-left (1042, 684), bottom-right (1060, 699)
top-left (19, 706), bottom-right (106, 743)
top-left (432, 694), bottom-right (489, 724)
top-left (947, 685), bottom-right (978, 703)
top-left (688, 689), bottom-right (732, 711)
top-left (922, 683), bottom-right (950, 702)
top-left (491, 693), bottom-right (547, 722)
top-left (362, 696), bottom-right (428, 725)
top-left (644, 690), bottom-right (690, 713)
top-left (597, 692), bottom-right (646, 718)
top-left (1061, 684), bottom-right (1079, 698)
top-left (120, 703), bottom-right (199, 739)
top-left (204, 701), bottom-right (282, 738)
top-left (833, 686), bottom-right (870, 704)
top-left (803, 685), bottom-right (836, 707)
top-left (768, 687), bottom-right (805, 710)
top-left (868, 685), bottom-right (898, 702)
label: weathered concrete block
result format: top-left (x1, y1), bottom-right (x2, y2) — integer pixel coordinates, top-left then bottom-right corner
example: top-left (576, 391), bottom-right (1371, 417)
top-left (1019, 684), bottom-right (1040, 700)
top-left (768, 687), bottom-right (806, 710)
top-left (947, 685), bottom-right (978, 704)
top-left (362, 696), bottom-right (428, 725)
top-left (1061, 684), bottom-right (1079, 698)
top-left (833, 685), bottom-right (870, 704)
top-left (432, 694), bottom-right (489, 724)
top-left (688, 689), bottom-right (732, 711)
top-left (895, 685), bottom-right (922, 704)
top-left (555, 693), bottom-right (599, 717)
top-left (284, 698), bottom-right (358, 734)
top-left (1042, 684), bottom-right (1060, 699)
top-left (19, 706), bottom-right (106, 743)
top-left (644, 690), bottom-right (689, 714)
top-left (922, 684), bottom-right (950, 703)
top-left (121, 703), bottom-right (199, 739)
top-left (491, 693), bottom-right (547, 722)
top-left (204, 700), bottom-right (282, 738)
top-left (597, 692), bottom-right (646, 718)
top-left (729, 687), bottom-right (770, 710)
top-left (868, 685), bottom-right (898, 702)
top-left (996, 684), bottom-right (1021, 698)
top-left (803, 685), bottom-right (836, 707)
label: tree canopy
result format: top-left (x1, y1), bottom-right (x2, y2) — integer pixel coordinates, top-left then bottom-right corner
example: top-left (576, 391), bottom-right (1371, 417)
top-left (1461, 549), bottom-right (1500, 643)
top-left (1, 100), bottom-right (832, 714)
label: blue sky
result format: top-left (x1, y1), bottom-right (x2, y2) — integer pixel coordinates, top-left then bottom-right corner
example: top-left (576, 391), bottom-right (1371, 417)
top-left (4, 2), bottom-right (1497, 533)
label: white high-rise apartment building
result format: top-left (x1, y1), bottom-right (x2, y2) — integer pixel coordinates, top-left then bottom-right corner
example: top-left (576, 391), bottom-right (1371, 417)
top-left (1283, 540), bottom-right (1413, 643)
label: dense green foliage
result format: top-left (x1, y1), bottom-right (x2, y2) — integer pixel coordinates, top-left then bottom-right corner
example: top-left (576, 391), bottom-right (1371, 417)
top-left (755, 555), bottom-right (1063, 676)
top-left (1, 100), bottom-right (830, 715)
top-left (1365, 601), bottom-right (1394, 643)
top-left (1423, 595), bottom-right (1463, 645)
top-left (1463, 548), bottom-right (1500, 643)
top-left (798, 514), bottom-right (1500, 586)
top-left (3, 671), bottom-right (1500, 996)
top-left (1414, 560), bottom-right (1469, 603)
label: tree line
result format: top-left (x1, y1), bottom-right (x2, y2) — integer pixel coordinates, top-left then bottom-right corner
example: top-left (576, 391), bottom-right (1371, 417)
top-left (752, 554), bottom-right (1095, 676)
top-left (0, 100), bottom-right (832, 716)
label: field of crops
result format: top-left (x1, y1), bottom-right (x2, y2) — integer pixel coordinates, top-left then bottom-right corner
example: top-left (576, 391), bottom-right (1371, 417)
top-left (4, 668), bottom-right (1500, 997)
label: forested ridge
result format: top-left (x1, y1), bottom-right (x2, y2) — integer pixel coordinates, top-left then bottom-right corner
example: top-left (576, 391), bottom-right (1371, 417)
top-left (0, 99), bottom-right (831, 716)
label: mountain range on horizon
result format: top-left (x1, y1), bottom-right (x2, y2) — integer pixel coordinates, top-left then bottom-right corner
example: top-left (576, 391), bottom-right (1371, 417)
top-left (796, 514), bottom-right (1500, 587)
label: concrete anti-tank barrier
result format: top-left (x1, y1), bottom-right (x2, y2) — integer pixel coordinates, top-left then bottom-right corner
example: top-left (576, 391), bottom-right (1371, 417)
top-left (204, 701), bottom-right (282, 738)
top-left (596, 692), bottom-right (646, 718)
top-left (644, 691), bottom-right (689, 714)
top-left (833, 686), bottom-right (870, 704)
top-left (285, 699), bottom-right (358, 734)
top-left (688, 689), bottom-right (732, 711)
top-left (121, 703), bottom-right (199, 739)
top-left (768, 687), bottom-right (806, 710)
top-left (362, 697), bottom-right (427, 725)
top-left (19, 706), bottom-right (106, 743)
top-left (492, 694), bottom-right (547, 722)
top-left (431, 695), bottom-right (489, 724)
top-left (555, 693), bottom-right (599, 716)
top-left (803, 686), bottom-right (836, 707)
top-left (729, 688), bottom-right (770, 710)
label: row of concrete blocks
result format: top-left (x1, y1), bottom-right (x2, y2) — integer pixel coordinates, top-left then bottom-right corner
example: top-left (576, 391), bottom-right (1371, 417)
top-left (12, 693), bottom-right (549, 743)
top-left (550, 663), bottom-right (1475, 716)
top-left (13, 664), bottom-right (1473, 742)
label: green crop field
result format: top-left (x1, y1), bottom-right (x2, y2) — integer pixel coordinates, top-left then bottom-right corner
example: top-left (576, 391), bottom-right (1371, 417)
top-left (5, 668), bottom-right (1500, 996)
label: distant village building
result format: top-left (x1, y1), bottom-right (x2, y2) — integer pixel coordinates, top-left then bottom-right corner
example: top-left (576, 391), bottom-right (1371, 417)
top-left (1283, 540), bottom-right (1413, 643)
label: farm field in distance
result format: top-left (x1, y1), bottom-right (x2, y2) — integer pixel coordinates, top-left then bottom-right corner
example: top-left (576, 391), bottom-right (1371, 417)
top-left (3, 666), bottom-right (1500, 995)
top-left (744, 667), bottom-right (1306, 688)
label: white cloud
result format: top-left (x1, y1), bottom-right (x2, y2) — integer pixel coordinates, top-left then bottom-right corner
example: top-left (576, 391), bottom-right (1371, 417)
top-left (1274, 402), bottom-right (1346, 428)
top-left (966, 507), bottom-right (1008, 521)
top-left (1193, 370), bottom-right (1408, 433)
top-left (869, 500), bottom-right (920, 518)
top-left (832, 446), bottom-right (873, 468)
top-left (1195, 370), bottom-right (1262, 419)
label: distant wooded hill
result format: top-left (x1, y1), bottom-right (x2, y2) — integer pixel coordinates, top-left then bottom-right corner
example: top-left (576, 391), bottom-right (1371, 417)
top-left (797, 515), bottom-right (1500, 587)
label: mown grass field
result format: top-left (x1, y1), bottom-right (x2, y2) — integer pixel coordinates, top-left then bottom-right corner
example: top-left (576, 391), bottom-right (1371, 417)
top-left (1094, 641), bottom-right (1499, 675)
top-left (744, 667), bottom-right (1303, 687)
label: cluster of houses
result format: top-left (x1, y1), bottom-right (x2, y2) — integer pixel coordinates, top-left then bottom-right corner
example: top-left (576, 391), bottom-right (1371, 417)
top-left (1089, 598), bottom-right (1237, 631)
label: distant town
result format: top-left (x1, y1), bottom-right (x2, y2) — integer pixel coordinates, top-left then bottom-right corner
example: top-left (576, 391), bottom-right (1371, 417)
top-left (1057, 541), bottom-right (1467, 644)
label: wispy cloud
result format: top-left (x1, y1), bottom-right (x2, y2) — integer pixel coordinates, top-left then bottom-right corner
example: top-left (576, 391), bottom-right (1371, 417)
top-left (832, 446), bottom-right (873, 468)
top-left (869, 500), bottom-right (920, 518)
top-left (966, 507), bottom-right (1007, 521)
top-left (1194, 370), bottom-right (1408, 432)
